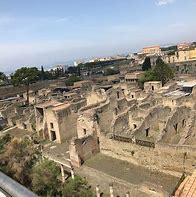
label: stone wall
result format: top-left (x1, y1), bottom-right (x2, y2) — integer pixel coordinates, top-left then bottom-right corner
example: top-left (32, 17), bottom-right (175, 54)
top-left (96, 98), bottom-right (117, 134)
top-left (15, 115), bottom-right (35, 132)
top-left (77, 110), bottom-right (98, 138)
top-left (86, 89), bottom-right (106, 105)
top-left (56, 106), bottom-right (78, 143)
top-left (144, 81), bottom-right (162, 93)
top-left (71, 99), bottom-right (87, 112)
top-left (113, 105), bottom-right (171, 142)
top-left (184, 113), bottom-right (196, 146)
top-left (45, 109), bottom-right (61, 143)
top-left (112, 110), bottom-right (130, 136)
top-left (174, 61), bottom-right (196, 74)
top-left (69, 135), bottom-right (100, 167)
top-left (35, 98), bottom-right (87, 143)
top-left (100, 135), bottom-right (196, 174)
top-left (117, 98), bottom-right (128, 113)
top-left (77, 88), bottom-right (132, 137)
top-left (160, 106), bottom-right (192, 144)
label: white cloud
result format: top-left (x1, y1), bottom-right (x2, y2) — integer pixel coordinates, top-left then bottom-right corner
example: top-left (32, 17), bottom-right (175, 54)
top-left (156, 0), bottom-right (175, 6)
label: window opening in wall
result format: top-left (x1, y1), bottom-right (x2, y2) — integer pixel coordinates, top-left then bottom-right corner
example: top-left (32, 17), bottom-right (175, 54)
top-left (117, 91), bottom-right (120, 99)
top-left (50, 122), bottom-right (54, 129)
top-left (97, 137), bottom-right (100, 144)
top-left (145, 128), bottom-right (149, 137)
top-left (51, 130), bottom-right (56, 141)
top-left (152, 86), bottom-right (154, 91)
top-left (131, 95), bottom-right (134, 98)
top-left (133, 124), bottom-right (137, 129)
top-left (174, 123), bottom-right (178, 133)
top-left (114, 108), bottom-right (118, 115)
top-left (37, 107), bottom-right (44, 116)
top-left (117, 92), bottom-right (120, 98)
top-left (182, 119), bottom-right (186, 127)
top-left (23, 123), bottom-right (27, 130)
top-left (83, 128), bottom-right (87, 135)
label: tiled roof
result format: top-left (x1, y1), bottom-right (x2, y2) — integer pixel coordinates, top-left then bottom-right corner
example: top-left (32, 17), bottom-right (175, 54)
top-left (175, 170), bottom-right (196, 197)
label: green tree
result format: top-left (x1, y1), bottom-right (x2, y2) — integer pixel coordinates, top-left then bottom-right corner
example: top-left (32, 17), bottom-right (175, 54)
top-left (0, 135), bottom-right (93, 197)
top-left (155, 56), bottom-right (164, 65)
top-left (139, 58), bottom-right (174, 88)
top-left (142, 57), bottom-right (151, 71)
top-left (153, 59), bottom-right (174, 85)
top-left (53, 67), bottom-right (66, 78)
top-left (63, 176), bottom-right (93, 197)
top-left (104, 68), bottom-right (120, 76)
top-left (67, 66), bottom-right (80, 75)
top-left (0, 72), bottom-right (7, 85)
top-left (31, 159), bottom-right (60, 196)
top-left (12, 67), bottom-right (39, 105)
top-left (40, 66), bottom-right (45, 80)
top-left (65, 76), bottom-right (81, 86)
top-left (44, 70), bottom-right (54, 80)
top-left (139, 69), bottom-right (156, 89)
top-left (0, 72), bottom-right (7, 81)
top-left (0, 134), bottom-right (11, 153)
top-left (0, 137), bottom-right (38, 186)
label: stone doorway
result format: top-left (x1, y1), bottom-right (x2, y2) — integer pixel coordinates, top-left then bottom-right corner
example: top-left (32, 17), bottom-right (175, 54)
top-left (51, 130), bottom-right (57, 141)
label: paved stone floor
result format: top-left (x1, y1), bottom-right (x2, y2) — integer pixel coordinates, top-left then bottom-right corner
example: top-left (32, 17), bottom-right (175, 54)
top-left (42, 141), bottom-right (71, 170)
top-left (81, 153), bottom-right (181, 196)
top-left (76, 165), bottom-right (154, 197)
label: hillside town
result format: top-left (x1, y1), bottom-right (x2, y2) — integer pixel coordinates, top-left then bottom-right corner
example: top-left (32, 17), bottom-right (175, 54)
top-left (0, 41), bottom-right (196, 197)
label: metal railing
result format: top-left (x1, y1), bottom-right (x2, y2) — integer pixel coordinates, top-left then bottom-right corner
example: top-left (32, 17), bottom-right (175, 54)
top-left (0, 172), bottom-right (38, 197)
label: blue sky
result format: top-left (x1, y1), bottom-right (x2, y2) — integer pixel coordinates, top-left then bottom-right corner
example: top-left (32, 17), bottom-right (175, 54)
top-left (0, 0), bottom-right (196, 72)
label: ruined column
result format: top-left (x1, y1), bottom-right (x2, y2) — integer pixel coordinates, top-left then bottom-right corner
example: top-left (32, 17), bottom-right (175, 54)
top-left (96, 185), bottom-right (101, 197)
top-left (70, 168), bottom-right (75, 180)
top-left (109, 183), bottom-right (114, 197)
top-left (60, 165), bottom-right (65, 183)
top-left (125, 192), bottom-right (130, 197)
top-left (14, 107), bottom-right (18, 114)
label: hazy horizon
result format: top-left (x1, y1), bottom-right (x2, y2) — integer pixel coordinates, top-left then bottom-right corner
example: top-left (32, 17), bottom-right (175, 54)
top-left (0, 0), bottom-right (196, 72)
